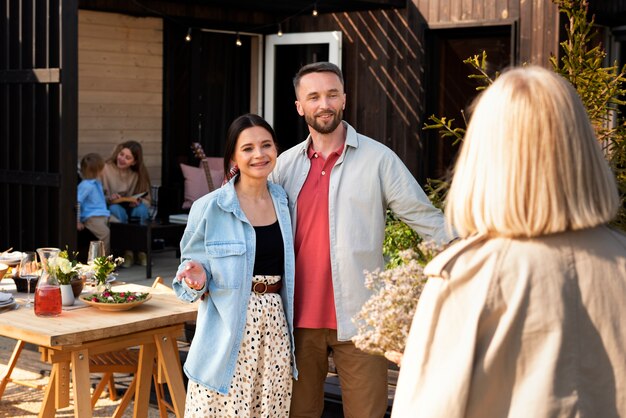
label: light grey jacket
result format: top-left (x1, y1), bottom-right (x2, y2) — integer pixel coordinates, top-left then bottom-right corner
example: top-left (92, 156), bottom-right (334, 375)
top-left (269, 121), bottom-right (452, 340)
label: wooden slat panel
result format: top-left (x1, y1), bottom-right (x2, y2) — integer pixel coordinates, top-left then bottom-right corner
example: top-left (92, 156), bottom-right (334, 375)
top-left (80, 116), bottom-right (161, 130)
top-left (79, 76), bottom-right (162, 93)
top-left (79, 50), bottom-right (162, 68)
top-left (79, 36), bottom-right (163, 55)
top-left (78, 129), bottom-right (161, 142)
top-left (79, 63), bottom-right (162, 80)
top-left (79, 103), bottom-right (161, 117)
top-left (415, 0), bottom-right (520, 24)
top-left (77, 9), bottom-right (163, 186)
top-left (79, 91), bottom-right (162, 105)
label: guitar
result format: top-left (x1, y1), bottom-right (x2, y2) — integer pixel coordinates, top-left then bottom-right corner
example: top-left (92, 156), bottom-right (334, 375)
top-left (191, 142), bottom-right (216, 191)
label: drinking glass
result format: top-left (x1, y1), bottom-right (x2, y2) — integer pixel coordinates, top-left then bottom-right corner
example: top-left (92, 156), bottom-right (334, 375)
top-left (87, 241), bottom-right (106, 263)
top-left (19, 251), bottom-right (39, 308)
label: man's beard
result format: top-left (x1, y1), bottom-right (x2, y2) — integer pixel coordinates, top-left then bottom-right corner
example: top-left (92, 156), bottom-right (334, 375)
top-left (305, 108), bottom-right (343, 134)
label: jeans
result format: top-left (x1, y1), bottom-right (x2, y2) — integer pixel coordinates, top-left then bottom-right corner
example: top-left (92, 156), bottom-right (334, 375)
top-left (108, 202), bottom-right (150, 224)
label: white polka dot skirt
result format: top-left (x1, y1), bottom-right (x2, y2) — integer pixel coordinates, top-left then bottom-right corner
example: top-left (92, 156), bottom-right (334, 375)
top-left (184, 275), bottom-right (292, 417)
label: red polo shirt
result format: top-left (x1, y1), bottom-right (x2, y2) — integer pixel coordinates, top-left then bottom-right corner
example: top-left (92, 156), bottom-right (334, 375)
top-left (293, 143), bottom-right (344, 329)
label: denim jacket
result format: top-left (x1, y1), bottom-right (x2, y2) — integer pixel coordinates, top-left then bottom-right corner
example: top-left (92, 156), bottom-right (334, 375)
top-left (270, 121), bottom-right (452, 340)
top-left (172, 178), bottom-right (297, 394)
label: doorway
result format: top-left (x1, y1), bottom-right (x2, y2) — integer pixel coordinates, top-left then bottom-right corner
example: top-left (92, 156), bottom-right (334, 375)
top-left (264, 31), bottom-right (342, 151)
top-left (424, 26), bottom-right (513, 180)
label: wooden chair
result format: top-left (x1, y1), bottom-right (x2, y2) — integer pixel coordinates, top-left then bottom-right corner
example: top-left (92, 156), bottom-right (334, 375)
top-left (0, 277), bottom-right (179, 417)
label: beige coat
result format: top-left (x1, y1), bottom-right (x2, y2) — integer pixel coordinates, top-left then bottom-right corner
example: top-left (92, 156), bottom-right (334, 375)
top-left (392, 225), bottom-right (626, 418)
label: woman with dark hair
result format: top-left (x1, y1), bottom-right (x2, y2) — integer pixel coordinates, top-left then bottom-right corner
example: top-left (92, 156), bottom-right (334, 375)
top-left (173, 113), bottom-right (297, 417)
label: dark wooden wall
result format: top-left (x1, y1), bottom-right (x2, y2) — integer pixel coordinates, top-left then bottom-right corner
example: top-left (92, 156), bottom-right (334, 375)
top-left (0, 0), bottom-right (78, 252)
top-left (415, 0), bottom-right (559, 65)
top-left (290, 6), bottom-right (430, 179)
top-left (287, 0), bottom-right (561, 182)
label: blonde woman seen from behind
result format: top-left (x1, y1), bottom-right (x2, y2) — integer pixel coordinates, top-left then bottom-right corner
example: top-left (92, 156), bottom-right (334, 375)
top-left (392, 66), bottom-right (626, 418)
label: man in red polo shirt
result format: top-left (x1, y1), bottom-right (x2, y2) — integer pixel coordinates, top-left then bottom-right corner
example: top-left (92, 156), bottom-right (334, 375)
top-left (270, 62), bottom-right (452, 418)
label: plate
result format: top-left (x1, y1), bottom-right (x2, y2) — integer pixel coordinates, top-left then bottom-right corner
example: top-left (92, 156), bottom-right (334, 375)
top-left (0, 251), bottom-right (23, 266)
top-left (79, 293), bottom-right (151, 311)
top-left (0, 301), bottom-right (18, 312)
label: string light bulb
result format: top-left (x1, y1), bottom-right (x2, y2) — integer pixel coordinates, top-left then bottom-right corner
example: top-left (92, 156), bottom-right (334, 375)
top-left (185, 28), bottom-right (192, 42)
top-left (235, 32), bottom-right (242, 47)
top-left (277, 23), bottom-right (283, 37)
top-left (312, 2), bottom-right (318, 17)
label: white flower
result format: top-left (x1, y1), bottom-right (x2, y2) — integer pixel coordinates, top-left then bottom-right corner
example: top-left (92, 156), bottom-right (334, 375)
top-left (56, 257), bottom-right (74, 274)
top-left (352, 242), bottom-right (443, 356)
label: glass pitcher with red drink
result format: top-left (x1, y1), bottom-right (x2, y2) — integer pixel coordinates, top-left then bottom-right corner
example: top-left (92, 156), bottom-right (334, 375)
top-left (34, 270), bottom-right (62, 317)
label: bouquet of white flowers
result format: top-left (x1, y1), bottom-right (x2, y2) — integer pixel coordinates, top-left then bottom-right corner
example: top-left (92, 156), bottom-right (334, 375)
top-left (47, 249), bottom-right (81, 285)
top-left (352, 241), bottom-right (442, 356)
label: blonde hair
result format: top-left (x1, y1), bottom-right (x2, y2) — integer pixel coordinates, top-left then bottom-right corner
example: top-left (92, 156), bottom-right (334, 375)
top-left (446, 66), bottom-right (619, 238)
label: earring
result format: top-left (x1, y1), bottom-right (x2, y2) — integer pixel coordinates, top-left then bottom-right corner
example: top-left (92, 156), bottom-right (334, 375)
top-left (224, 164), bottom-right (239, 185)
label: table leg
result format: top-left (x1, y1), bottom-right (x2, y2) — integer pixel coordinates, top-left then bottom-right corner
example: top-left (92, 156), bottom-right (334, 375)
top-left (39, 364), bottom-right (58, 418)
top-left (55, 359), bottom-right (71, 408)
top-left (71, 349), bottom-right (93, 418)
top-left (0, 339), bottom-right (25, 399)
top-left (133, 341), bottom-right (157, 418)
top-left (155, 331), bottom-right (186, 417)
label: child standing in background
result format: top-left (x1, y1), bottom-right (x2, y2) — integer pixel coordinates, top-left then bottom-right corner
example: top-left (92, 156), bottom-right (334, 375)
top-left (77, 153), bottom-right (117, 254)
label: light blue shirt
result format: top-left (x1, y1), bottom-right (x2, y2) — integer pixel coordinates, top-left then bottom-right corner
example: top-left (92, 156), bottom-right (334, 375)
top-left (77, 179), bottom-right (110, 222)
top-left (270, 121), bottom-right (454, 341)
top-left (172, 178), bottom-right (297, 394)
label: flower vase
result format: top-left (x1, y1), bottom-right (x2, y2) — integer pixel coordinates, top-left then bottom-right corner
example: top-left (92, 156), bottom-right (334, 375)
top-left (60, 284), bottom-right (75, 306)
top-left (70, 277), bottom-right (85, 298)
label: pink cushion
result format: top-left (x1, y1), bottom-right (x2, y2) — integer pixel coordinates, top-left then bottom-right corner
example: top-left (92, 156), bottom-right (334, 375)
top-left (180, 162), bottom-right (224, 209)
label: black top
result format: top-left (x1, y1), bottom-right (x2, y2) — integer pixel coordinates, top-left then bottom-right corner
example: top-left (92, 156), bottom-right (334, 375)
top-left (252, 220), bottom-right (284, 276)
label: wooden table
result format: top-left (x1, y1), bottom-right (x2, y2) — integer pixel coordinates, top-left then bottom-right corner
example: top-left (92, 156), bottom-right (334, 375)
top-left (0, 283), bottom-right (197, 417)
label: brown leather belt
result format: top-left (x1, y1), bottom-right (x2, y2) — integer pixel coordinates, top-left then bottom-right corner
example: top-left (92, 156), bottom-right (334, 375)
top-left (251, 280), bottom-right (282, 294)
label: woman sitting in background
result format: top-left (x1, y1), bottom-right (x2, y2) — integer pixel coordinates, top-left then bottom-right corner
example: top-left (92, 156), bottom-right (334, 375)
top-left (100, 140), bottom-right (152, 266)
top-left (392, 66), bottom-right (626, 417)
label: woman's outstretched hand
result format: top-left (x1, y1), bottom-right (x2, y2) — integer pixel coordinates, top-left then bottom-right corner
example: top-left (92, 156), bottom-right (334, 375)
top-left (176, 260), bottom-right (207, 290)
